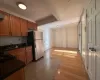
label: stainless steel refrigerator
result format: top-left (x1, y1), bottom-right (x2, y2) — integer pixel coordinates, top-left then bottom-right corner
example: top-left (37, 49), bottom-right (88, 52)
top-left (27, 31), bottom-right (44, 61)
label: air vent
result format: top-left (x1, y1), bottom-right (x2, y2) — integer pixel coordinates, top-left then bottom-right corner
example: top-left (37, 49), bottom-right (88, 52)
top-left (0, 13), bottom-right (4, 20)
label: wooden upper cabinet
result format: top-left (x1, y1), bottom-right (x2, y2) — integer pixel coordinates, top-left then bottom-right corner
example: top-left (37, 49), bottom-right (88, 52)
top-left (27, 21), bottom-right (37, 30)
top-left (0, 10), bottom-right (37, 36)
top-left (0, 10), bottom-right (10, 36)
top-left (10, 15), bottom-right (21, 36)
top-left (20, 19), bottom-right (28, 36)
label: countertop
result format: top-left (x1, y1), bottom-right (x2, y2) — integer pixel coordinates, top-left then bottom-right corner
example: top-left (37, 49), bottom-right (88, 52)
top-left (0, 43), bottom-right (32, 52)
top-left (0, 43), bottom-right (30, 80)
top-left (0, 59), bottom-right (25, 80)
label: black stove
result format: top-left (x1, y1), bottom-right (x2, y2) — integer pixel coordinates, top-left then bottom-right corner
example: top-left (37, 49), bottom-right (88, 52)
top-left (0, 54), bottom-right (16, 63)
top-left (0, 43), bottom-right (27, 63)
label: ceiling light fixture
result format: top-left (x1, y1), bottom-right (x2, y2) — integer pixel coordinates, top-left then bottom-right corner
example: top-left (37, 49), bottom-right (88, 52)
top-left (17, 2), bottom-right (27, 10)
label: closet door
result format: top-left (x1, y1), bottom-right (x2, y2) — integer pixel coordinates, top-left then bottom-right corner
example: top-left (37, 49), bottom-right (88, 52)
top-left (95, 12), bottom-right (100, 80)
top-left (86, 0), bottom-right (96, 80)
top-left (87, 19), bottom-right (95, 80)
top-left (94, 0), bottom-right (100, 80)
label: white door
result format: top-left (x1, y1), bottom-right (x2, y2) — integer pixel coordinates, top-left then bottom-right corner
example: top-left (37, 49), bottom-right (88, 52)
top-left (82, 0), bottom-right (100, 80)
top-left (94, 0), bottom-right (100, 79)
top-left (95, 12), bottom-right (100, 80)
top-left (87, 19), bottom-right (96, 80)
top-left (86, 0), bottom-right (96, 79)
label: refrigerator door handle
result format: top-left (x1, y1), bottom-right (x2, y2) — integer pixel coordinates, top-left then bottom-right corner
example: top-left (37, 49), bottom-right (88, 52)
top-left (34, 43), bottom-right (36, 48)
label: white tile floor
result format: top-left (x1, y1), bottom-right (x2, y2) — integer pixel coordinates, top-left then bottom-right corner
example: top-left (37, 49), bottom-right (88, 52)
top-left (25, 50), bottom-right (60, 80)
top-left (25, 48), bottom-right (89, 80)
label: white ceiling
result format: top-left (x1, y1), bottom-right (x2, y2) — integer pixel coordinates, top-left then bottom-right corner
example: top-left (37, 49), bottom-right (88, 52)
top-left (0, 0), bottom-right (87, 22)
top-left (45, 0), bottom-right (87, 20)
top-left (0, 0), bottom-right (51, 21)
top-left (38, 17), bottom-right (79, 31)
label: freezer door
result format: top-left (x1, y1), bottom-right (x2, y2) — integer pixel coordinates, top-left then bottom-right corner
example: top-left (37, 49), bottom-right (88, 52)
top-left (34, 31), bottom-right (43, 40)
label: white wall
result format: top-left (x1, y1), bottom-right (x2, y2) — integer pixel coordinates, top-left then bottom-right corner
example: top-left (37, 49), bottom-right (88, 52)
top-left (50, 30), bottom-right (55, 48)
top-left (52, 28), bottom-right (67, 48)
top-left (38, 26), bottom-right (54, 51)
top-left (81, 11), bottom-right (87, 62)
top-left (43, 28), bottom-right (52, 51)
top-left (38, 22), bottom-right (78, 50)
top-left (67, 25), bottom-right (78, 48)
top-left (52, 23), bottom-right (78, 48)
top-left (78, 10), bottom-right (88, 69)
top-left (0, 37), bottom-right (26, 46)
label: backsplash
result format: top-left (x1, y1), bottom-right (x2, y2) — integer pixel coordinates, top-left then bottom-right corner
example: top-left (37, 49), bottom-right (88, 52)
top-left (0, 37), bottom-right (27, 46)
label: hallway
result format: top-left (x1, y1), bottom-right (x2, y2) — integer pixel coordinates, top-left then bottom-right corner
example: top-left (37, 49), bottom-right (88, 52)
top-left (25, 48), bottom-right (89, 80)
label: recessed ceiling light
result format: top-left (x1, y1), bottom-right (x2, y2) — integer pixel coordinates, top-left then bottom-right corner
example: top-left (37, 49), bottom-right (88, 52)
top-left (17, 2), bottom-right (27, 10)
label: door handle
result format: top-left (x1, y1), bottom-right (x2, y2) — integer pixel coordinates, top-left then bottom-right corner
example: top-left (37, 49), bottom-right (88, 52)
top-left (89, 47), bottom-right (92, 50)
top-left (89, 47), bottom-right (96, 52)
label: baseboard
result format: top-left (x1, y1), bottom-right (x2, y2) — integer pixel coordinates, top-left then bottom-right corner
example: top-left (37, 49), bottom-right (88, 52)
top-left (44, 47), bottom-right (53, 52)
top-left (52, 47), bottom-right (78, 51)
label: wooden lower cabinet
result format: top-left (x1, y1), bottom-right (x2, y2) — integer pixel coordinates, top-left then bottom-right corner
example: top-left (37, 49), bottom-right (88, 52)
top-left (8, 46), bottom-right (33, 65)
top-left (4, 68), bottom-right (25, 80)
top-left (8, 48), bottom-right (27, 64)
top-left (26, 46), bottom-right (33, 64)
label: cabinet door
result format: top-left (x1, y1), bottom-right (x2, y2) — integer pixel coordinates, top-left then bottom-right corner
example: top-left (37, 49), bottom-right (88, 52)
top-left (27, 21), bottom-right (37, 30)
top-left (0, 10), bottom-right (10, 36)
top-left (10, 15), bottom-right (21, 36)
top-left (20, 19), bottom-right (28, 36)
top-left (16, 48), bottom-right (26, 64)
top-left (4, 68), bottom-right (25, 80)
top-left (87, 19), bottom-right (96, 80)
top-left (8, 48), bottom-right (26, 64)
top-left (26, 46), bottom-right (33, 64)
top-left (8, 49), bottom-right (19, 58)
top-left (17, 53), bottom-right (26, 64)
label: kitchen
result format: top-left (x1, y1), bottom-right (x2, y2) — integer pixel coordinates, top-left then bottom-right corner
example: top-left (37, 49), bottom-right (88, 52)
top-left (0, 0), bottom-right (100, 80)
top-left (0, 9), bottom-right (44, 80)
